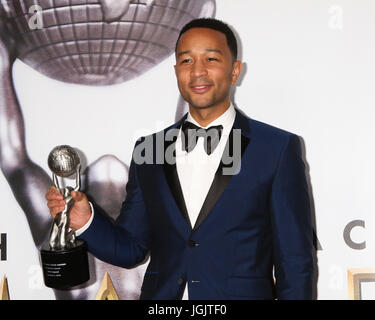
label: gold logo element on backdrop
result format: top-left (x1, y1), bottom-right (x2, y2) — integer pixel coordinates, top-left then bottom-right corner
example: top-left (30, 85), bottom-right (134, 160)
top-left (1, 273), bottom-right (120, 300)
top-left (96, 272), bottom-right (119, 300)
top-left (0, 275), bottom-right (9, 300)
top-left (347, 268), bottom-right (375, 300)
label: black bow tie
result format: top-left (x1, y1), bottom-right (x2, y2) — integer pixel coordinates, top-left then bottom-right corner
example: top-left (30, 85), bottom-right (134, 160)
top-left (181, 121), bottom-right (223, 155)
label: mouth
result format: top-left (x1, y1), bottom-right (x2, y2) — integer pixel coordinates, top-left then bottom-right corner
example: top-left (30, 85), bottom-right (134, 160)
top-left (190, 84), bottom-right (213, 94)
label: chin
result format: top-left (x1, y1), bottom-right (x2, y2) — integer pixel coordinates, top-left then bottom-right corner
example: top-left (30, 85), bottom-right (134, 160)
top-left (189, 99), bottom-right (217, 110)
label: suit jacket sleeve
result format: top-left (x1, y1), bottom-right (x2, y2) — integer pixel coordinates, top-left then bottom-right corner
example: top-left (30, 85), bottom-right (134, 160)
top-left (78, 154), bottom-right (150, 268)
top-left (270, 134), bottom-right (314, 299)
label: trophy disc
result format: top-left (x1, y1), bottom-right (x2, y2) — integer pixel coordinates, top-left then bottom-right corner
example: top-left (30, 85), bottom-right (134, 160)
top-left (40, 240), bottom-right (89, 289)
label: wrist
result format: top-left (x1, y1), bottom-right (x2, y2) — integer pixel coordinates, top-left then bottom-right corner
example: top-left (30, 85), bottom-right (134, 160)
top-left (74, 202), bottom-right (95, 236)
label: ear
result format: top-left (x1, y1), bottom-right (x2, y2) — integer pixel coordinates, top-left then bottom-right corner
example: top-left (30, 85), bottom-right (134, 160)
top-left (231, 60), bottom-right (242, 85)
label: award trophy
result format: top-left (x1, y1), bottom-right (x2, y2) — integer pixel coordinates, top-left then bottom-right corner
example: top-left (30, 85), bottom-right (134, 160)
top-left (40, 145), bottom-right (89, 289)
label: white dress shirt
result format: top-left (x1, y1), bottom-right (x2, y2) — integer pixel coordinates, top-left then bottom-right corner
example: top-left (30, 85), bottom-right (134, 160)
top-left (76, 104), bottom-right (236, 300)
top-left (176, 104), bottom-right (236, 299)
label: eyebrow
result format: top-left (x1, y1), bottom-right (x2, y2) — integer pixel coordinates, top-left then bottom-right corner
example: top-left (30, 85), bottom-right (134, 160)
top-left (177, 48), bottom-right (223, 58)
top-left (205, 49), bottom-right (223, 55)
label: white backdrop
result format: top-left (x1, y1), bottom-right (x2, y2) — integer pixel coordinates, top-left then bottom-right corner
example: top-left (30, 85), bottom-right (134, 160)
top-left (1, 0), bottom-right (375, 299)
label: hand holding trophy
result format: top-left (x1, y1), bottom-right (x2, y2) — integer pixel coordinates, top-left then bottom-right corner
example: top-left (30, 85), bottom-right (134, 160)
top-left (41, 145), bottom-right (90, 289)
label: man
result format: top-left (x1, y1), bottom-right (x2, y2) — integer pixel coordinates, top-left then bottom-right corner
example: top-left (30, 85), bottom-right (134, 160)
top-left (0, 1), bottom-right (213, 300)
top-left (46, 18), bottom-right (314, 300)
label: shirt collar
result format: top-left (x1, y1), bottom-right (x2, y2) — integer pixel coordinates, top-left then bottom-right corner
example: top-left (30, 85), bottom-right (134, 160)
top-left (186, 104), bottom-right (236, 134)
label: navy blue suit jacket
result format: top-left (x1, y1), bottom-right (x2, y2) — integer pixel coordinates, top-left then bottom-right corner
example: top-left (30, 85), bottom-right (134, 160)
top-left (80, 109), bottom-right (314, 300)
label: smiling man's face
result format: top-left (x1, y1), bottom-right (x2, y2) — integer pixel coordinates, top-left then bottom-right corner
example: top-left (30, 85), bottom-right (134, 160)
top-left (174, 27), bottom-right (242, 114)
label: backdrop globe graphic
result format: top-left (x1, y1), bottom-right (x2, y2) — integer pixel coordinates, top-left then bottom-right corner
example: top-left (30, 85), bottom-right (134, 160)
top-left (0, 0), bottom-right (215, 85)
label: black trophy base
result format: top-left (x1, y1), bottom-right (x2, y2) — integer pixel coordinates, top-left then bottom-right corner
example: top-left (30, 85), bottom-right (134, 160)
top-left (40, 239), bottom-right (90, 290)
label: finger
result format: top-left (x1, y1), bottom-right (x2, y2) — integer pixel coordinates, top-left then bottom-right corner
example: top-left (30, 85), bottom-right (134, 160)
top-left (51, 206), bottom-right (64, 217)
top-left (45, 187), bottom-right (63, 200)
top-left (47, 200), bottom-right (65, 209)
top-left (45, 193), bottom-right (63, 201)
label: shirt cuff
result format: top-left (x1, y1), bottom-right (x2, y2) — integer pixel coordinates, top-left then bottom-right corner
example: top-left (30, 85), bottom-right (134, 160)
top-left (75, 202), bottom-right (94, 236)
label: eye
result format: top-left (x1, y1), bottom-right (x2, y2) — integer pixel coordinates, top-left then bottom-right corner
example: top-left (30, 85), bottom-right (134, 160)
top-left (180, 58), bottom-right (192, 64)
top-left (207, 57), bottom-right (218, 62)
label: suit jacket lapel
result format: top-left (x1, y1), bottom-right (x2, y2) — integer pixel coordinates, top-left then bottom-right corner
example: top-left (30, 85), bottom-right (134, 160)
top-left (162, 113), bottom-right (192, 229)
top-left (161, 109), bottom-right (251, 232)
top-left (192, 109), bottom-right (251, 231)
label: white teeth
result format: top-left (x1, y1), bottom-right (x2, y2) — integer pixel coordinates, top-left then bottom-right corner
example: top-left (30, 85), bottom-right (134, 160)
top-left (195, 86), bottom-right (206, 89)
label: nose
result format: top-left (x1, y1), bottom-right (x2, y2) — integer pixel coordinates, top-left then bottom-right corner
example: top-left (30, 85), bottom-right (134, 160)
top-left (191, 59), bottom-right (208, 78)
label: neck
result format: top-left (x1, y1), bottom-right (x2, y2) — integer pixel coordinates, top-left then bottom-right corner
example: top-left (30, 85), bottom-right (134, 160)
top-left (189, 103), bottom-right (231, 127)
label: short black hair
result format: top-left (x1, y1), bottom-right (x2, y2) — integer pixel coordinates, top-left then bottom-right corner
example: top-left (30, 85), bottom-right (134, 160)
top-left (175, 18), bottom-right (238, 60)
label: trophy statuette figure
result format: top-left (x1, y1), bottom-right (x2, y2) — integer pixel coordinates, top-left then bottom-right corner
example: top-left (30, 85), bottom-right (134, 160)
top-left (40, 145), bottom-right (89, 289)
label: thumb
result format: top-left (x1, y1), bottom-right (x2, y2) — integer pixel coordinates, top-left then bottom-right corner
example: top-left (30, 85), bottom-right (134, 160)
top-left (71, 190), bottom-right (85, 202)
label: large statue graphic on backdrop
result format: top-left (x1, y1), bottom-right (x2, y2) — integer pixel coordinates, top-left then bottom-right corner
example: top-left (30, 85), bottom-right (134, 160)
top-left (0, 0), bottom-right (215, 299)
